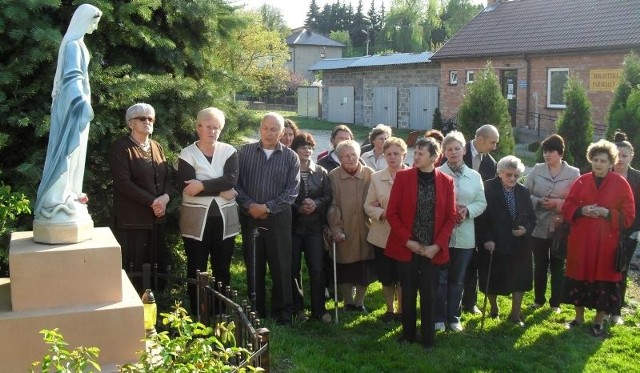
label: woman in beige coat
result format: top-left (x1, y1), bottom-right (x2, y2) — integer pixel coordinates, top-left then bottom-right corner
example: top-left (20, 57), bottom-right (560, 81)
top-left (364, 137), bottom-right (408, 322)
top-left (328, 140), bottom-right (375, 312)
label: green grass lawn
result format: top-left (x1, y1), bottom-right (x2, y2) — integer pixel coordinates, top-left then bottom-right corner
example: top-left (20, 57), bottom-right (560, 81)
top-left (217, 111), bottom-right (640, 371)
top-left (221, 246), bottom-right (640, 373)
top-left (249, 111), bottom-right (415, 144)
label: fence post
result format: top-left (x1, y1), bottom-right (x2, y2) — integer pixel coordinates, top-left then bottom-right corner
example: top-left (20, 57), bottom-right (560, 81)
top-left (257, 327), bottom-right (270, 372)
top-left (197, 271), bottom-right (211, 325)
top-left (142, 263), bottom-right (151, 290)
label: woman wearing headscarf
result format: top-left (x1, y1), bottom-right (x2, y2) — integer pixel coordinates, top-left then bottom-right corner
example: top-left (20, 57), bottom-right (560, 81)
top-left (525, 135), bottom-right (579, 313)
top-left (386, 138), bottom-right (456, 349)
top-left (477, 156), bottom-right (535, 327)
top-left (108, 103), bottom-right (171, 290)
top-left (610, 132), bottom-right (640, 324)
top-left (35, 4), bottom-right (102, 223)
top-left (177, 107), bottom-right (239, 315)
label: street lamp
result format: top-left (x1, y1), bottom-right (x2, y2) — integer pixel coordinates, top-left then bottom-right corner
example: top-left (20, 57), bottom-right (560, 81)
top-left (361, 29), bottom-right (370, 56)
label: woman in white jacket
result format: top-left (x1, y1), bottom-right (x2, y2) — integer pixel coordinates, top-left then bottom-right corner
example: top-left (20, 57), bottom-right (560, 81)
top-left (436, 131), bottom-right (487, 332)
top-left (177, 107), bottom-right (240, 316)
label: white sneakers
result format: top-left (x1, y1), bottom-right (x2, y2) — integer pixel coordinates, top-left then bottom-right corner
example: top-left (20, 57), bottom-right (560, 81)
top-left (450, 322), bottom-right (464, 332)
top-left (434, 322), bottom-right (464, 332)
top-left (610, 315), bottom-right (624, 325)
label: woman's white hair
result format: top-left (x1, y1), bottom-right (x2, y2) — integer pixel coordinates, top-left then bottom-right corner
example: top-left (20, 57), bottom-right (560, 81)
top-left (336, 139), bottom-right (361, 158)
top-left (497, 155), bottom-right (525, 174)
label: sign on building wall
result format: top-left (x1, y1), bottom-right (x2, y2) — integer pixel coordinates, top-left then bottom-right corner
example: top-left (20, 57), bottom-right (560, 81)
top-left (589, 69), bottom-right (622, 92)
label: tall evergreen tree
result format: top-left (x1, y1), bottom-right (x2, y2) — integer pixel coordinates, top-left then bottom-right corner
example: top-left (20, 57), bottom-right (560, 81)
top-left (606, 52), bottom-right (640, 169)
top-left (457, 62), bottom-right (515, 159)
top-left (556, 75), bottom-right (595, 172)
top-left (350, 0), bottom-right (367, 50)
top-left (0, 0), bottom-right (254, 228)
top-left (305, 0), bottom-right (321, 29)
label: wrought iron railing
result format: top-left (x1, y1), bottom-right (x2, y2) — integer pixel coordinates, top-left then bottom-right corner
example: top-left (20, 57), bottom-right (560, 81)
top-left (127, 264), bottom-right (270, 372)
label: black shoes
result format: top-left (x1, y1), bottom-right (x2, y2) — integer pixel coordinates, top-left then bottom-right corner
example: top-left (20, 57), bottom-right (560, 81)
top-left (564, 319), bottom-right (583, 329)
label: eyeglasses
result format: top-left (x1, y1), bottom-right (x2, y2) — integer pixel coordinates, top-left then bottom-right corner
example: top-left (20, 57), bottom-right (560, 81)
top-left (133, 116), bottom-right (155, 122)
top-left (502, 172), bottom-right (521, 178)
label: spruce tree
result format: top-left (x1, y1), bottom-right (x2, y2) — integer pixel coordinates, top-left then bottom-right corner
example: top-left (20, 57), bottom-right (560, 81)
top-left (556, 75), bottom-right (594, 172)
top-left (0, 0), bottom-right (254, 228)
top-left (432, 108), bottom-right (444, 131)
top-left (457, 62), bottom-right (515, 159)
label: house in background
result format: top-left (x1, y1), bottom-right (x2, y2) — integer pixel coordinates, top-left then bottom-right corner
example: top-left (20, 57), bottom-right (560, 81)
top-left (286, 28), bottom-right (345, 82)
top-left (309, 52), bottom-right (439, 129)
top-left (430, 0), bottom-right (640, 139)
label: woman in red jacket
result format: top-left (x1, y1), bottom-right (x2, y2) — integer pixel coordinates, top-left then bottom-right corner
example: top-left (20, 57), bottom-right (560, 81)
top-left (562, 139), bottom-right (635, 337)
top-left (386, 137), bottom-right (457, 349)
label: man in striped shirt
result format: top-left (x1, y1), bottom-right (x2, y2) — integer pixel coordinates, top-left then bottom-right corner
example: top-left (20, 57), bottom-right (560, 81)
top-left (236, 112), bottom-right (300, 325)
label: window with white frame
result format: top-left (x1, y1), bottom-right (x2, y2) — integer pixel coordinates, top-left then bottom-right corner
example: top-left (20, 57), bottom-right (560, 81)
top-left (466, 70), bottom-right (475, 84)
top-left (449, 70), bottom-right (458, 85)
top-left (547, 68), bottom-right (569, 108)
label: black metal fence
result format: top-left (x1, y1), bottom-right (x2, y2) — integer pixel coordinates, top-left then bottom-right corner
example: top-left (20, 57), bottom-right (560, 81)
top-left (128, 264), bottom-right (270, 372)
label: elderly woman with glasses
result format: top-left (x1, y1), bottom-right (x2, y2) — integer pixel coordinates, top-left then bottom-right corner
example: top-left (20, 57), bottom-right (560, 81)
top-left (108, 103), bottom-right (171, 290)
top-left (477, 155), bottom-right (535, 327)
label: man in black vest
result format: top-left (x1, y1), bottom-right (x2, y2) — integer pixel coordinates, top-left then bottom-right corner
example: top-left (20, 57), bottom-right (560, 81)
top-left (461, 124), bottom-right (499, 314)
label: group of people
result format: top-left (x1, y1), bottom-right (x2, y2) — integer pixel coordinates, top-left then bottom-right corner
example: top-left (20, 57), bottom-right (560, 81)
top-left (107, 103), bottom-right (638, 348)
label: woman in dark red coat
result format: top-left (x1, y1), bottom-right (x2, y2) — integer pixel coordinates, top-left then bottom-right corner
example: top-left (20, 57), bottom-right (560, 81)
top-left (562, 139), bottom-right (635, 337)
top-left (386, 137), bottom-right (457, 349)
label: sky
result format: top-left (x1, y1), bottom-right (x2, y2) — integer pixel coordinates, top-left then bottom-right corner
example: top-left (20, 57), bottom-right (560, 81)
top-left (242, 0), bottom-right (487, 29)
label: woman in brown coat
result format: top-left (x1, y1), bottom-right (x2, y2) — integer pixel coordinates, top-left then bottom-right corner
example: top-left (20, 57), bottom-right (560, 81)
top-left (328, 140), bottom-right (375, 312)
top-left (109, 103), bottom-right (171, 291)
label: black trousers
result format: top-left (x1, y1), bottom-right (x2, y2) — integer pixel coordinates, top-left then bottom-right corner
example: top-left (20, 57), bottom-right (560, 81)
top-left (241, 209), bottom-right (293, 323)
top-left (613, 237), bottom-right (638, 315)
top-left (462, 247), bottom-right (479, 309)
top-left (183, 216), bottom-right (235, 316)
top-left (114, 222), bottom-right (168, 294)
top-left (531, 237), bottom-right (565, 307)
top-left (400, 253), bottom-right (439, 347)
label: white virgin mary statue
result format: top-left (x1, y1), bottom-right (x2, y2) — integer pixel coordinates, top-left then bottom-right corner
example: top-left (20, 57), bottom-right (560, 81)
top-left (34, 4), bottom-right (102, 228)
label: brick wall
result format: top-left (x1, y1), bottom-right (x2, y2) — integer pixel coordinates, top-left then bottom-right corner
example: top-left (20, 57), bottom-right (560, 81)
top-left (437, 51), bottom-right (628, 137)
top-left (321, 64), bottom-right (440, 127)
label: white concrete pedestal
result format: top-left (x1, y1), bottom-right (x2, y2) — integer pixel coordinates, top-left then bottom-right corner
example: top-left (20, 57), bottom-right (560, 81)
top-left (0, 228), bottom-right (144, 372)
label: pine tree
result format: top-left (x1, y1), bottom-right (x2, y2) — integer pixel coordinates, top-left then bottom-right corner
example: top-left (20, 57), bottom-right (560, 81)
top-left (457, 62), bottom-right (515, 159)
top-left (606, 52), bottom-right (640, 168)
top-left (556, 75), bottom-right (594, 172)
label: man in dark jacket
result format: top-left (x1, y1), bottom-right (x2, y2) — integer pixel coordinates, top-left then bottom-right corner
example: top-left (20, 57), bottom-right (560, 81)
top-left (461, 124), bottom-right (499, 314)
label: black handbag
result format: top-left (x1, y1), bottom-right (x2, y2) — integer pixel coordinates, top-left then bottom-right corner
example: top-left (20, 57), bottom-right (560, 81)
top-left (615, 233), bottom-right (629, 272)
top-left (550, 221), bottom-right (570, 259)
top-left (615, 212), bottom-right (629, 272)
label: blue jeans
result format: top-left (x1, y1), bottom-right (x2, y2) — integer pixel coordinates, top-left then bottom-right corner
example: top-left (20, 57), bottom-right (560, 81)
top-left (437, 248), bottom-right (474, 324)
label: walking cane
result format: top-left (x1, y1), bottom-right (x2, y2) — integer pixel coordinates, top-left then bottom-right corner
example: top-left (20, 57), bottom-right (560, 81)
top-left (479, 249), bottom-right (494, 332)
top-left (251, 227), bottom-right (259, 312)
top-left (332, 239), bottom-right (339, 324)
